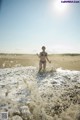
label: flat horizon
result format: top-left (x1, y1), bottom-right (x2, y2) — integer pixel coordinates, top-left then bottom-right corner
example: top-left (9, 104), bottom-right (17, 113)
top-left (0, 52), bottom-right (80, 55)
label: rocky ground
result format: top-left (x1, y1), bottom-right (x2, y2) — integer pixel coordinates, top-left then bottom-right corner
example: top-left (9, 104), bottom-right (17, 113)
top-left (0, 66), bottom-right (80, 120)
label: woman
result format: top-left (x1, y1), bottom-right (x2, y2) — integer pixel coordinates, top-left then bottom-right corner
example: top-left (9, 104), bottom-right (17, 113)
top-left (37, 46), bottom-right (51, 72)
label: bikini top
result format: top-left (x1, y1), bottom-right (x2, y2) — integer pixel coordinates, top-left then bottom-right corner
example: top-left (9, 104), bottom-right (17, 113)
top-left (40, 52), bottom-right (47, 57)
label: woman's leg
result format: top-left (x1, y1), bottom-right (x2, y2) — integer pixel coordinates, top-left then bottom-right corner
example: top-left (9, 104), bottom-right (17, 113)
top-left (43, 61), bottom-right (46, 72)
top-left (39, 61), bottom-right (42, 72)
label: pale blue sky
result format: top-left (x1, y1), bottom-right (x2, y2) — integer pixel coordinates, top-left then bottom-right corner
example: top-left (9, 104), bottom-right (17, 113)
top-left (0, 0), bottom-right (80, 53)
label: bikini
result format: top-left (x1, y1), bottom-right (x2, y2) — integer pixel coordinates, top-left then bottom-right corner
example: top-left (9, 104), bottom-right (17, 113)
top-left (40, 52), bottom-right (47, 63)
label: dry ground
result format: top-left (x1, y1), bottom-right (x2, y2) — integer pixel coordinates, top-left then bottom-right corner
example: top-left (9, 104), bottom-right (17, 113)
top-left (0, 54), bottom-right (80, 70)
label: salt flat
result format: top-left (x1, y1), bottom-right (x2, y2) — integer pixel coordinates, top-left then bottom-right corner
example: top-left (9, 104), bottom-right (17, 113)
top-left (0, 54), bottom-right (80, 70)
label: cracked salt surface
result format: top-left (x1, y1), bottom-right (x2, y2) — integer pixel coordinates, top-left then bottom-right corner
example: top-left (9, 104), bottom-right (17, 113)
top-left (0, 66), bottom-right (80, 103)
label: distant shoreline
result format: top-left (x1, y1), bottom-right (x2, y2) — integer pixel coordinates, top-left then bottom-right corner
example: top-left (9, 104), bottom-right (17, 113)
top-left (0, 53), bottom-right (80, 56)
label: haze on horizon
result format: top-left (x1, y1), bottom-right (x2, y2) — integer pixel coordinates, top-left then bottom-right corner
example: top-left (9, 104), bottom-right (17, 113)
top-left (0, 0), bottom-right (80, 54)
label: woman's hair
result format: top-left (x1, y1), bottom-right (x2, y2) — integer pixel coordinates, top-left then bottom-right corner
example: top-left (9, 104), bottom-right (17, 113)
top-left (42, 46), bottom-right (46, 49)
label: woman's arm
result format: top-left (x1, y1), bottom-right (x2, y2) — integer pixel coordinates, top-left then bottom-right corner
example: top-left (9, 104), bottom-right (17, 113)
top-left (36, 53), bottom-right (40, 58)
top-left (46, 56), bottom-right (51, 63)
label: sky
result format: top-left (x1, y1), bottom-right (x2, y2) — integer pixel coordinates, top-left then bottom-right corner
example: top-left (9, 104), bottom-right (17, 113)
top-left (0, 0), bottom-right (80, 54)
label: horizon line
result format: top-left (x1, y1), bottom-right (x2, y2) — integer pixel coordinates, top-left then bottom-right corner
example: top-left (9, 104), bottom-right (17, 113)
top-left (0, 52), bottom-right (80, 55)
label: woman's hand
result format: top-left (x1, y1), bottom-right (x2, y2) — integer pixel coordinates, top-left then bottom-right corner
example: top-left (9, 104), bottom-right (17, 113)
top-left (49, 60), bottom-right (51, 63)
top-left (36, 53), bottom-right (40, 58)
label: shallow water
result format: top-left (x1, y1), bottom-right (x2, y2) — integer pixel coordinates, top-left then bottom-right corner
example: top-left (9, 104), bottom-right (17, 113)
top-left (0, 66), bottom-right (80, 120)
